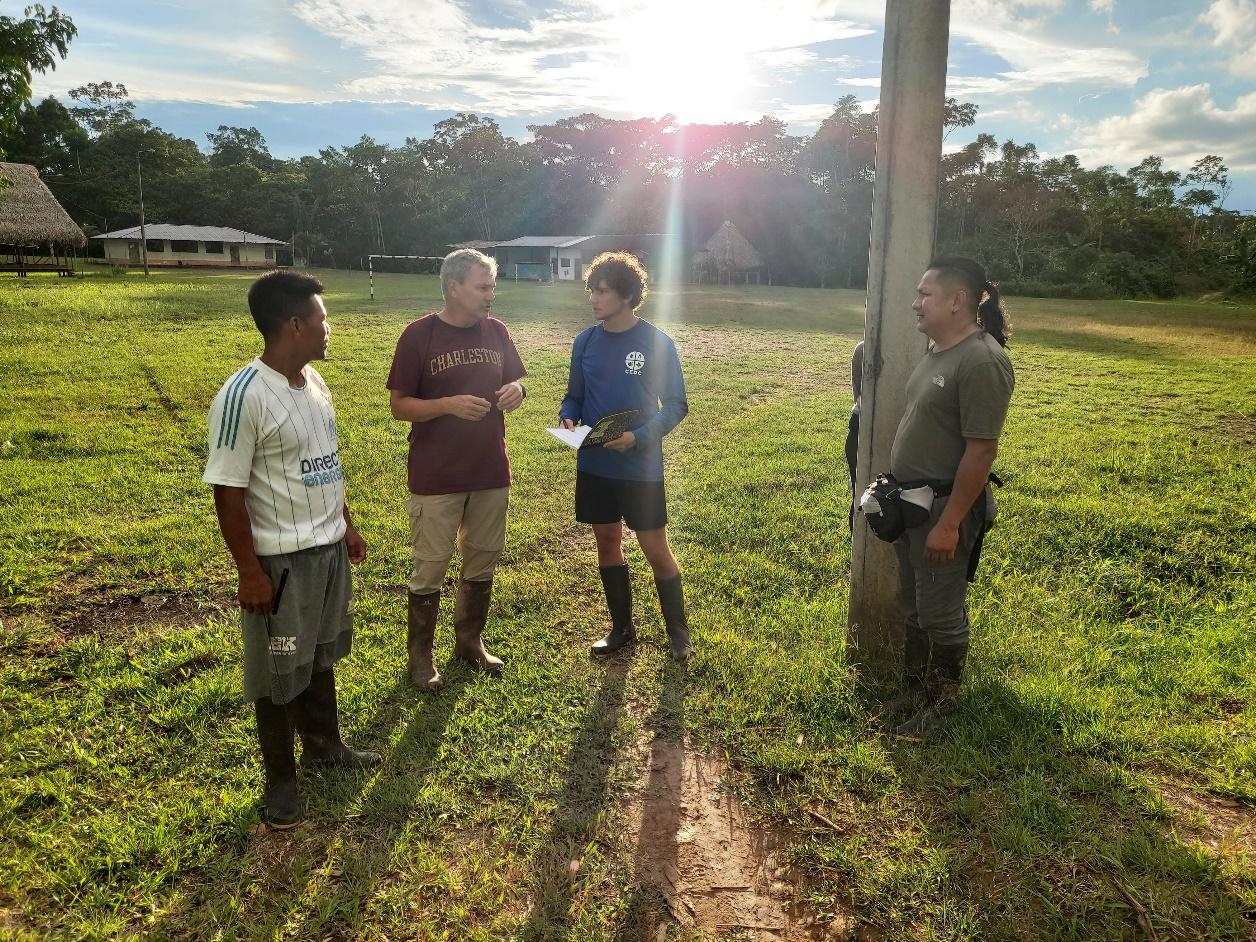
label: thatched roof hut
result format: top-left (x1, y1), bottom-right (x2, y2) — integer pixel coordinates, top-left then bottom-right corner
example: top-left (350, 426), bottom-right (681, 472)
top-left (0, 162), bottom-right (86, 247)
top-left (695, 220), bottom-right (763, 274)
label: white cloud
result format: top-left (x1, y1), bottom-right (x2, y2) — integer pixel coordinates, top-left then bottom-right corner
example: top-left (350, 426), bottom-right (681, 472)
top-left (945, 3), bottom-right (1145, 97)
top-left (771, 101), bottom-right (842, 125)
top-left (291, 0), bottom-right (874, 120)
top-left (1200, 0), bottom-right (1256, 77)
top-left (818, 0), bottom-right (1144, 99)
top-left (31, 54), bottom-right (311, 107)
top-left (1066, 84), bottom-right (1256, 175)
top-left (755, 48), bottom-right (818, 71)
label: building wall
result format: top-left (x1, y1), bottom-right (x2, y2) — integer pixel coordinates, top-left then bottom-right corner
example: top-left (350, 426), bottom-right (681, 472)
top-left (99, 239), bottom-right (280, 267)
top-left (555, 248), bottom-right (583, 281)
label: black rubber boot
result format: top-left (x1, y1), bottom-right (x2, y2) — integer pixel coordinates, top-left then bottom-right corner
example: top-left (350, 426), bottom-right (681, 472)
top-left (407, 590), bottom-right (443, 691)
top-left (895, 641), bottom-right (967, 742)
top-left (453, 579), bottom-right (504, 674)
top-left (654, 573), bottom-right (692, 663)
top-left (874, 625), bottom-right (931, 719)
top-left (254, 696), bottom-right (301, 830)
top-left (292, 666), bottom-right (382, 768)
top-left (591, 564), bottom-right (636, 655)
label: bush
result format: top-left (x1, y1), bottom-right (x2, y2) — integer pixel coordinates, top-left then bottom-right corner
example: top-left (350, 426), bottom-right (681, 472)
top-left (998, 280), bottom-right (1119, 300)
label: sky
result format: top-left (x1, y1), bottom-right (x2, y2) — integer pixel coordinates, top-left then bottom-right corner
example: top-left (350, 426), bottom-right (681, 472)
top-left (26, 0), bottom-right (1256, 212)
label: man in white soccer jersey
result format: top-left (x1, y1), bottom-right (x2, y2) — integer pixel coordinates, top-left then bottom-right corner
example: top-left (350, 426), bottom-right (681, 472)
top-left (204, 271), bottom-right (379, 831)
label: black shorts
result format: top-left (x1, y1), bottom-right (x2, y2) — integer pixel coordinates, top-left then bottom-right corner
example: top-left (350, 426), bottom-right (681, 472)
top-left (575, 471), bottom-right (668, 531)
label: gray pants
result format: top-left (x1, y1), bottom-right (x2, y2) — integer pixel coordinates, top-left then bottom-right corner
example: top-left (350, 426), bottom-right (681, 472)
top-left (893, 490), bottom-right (990, 647)
top-left (241, 540), bottom-right (353, 705)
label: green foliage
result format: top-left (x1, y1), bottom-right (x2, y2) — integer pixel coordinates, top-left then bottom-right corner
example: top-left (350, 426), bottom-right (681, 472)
top-left (0, 2), bottom-right (74, 156)
top-left (2, 77), bottom-right (1250, 296)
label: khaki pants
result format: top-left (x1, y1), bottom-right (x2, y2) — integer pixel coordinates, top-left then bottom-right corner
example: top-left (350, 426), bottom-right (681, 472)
top-left (407, 488), bottom-right (510, 594)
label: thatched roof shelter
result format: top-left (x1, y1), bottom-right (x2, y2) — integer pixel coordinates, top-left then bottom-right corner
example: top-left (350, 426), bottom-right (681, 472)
top-left (0, 162), bottom-right (86, 247)
top-left (696, 220), bottom-right (763, 273)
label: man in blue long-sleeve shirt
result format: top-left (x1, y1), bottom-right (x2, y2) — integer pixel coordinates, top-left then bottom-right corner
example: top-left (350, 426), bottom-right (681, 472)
top-left (559, 252), bottom-right (691, 661)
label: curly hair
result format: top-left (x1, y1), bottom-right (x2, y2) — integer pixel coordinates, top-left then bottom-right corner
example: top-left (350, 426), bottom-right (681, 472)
top-left (583, 251), bottom-right (649, 310)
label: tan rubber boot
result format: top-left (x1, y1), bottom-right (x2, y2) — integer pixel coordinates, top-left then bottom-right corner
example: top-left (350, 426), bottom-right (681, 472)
top-left (452, 579), bottom-right (503, 675)
top-left (407, 591), bottom-right (444, 691)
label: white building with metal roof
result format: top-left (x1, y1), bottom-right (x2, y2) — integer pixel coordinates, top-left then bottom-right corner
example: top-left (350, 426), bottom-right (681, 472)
top-left (91, 224), bottom-right (288, 269)
top-left (468, 234), bottom-right (670, 282)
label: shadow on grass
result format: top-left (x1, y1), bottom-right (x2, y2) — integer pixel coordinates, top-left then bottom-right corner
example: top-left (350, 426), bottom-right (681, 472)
top-left (610, 662), bottom-right (689, 942)
top-left (1017, 326), bottom-right (1179, 360)
top-left (516, 653), bottom-right (638, 941)
top-left (878, 675), bottom-right (1254, 940)
top-left (146, 672), bottom-right (466, 941)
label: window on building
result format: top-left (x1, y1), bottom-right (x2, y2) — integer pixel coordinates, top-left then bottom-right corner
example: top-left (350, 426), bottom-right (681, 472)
top-left (170, 240), bottom-right (198, 253)
top-left (264, 245), bottom-right (274, 260)
top-left (146, 240), bottom-right (164, 253)
top-left (203, 241), bottom-right (224, 254)
top-left (560, 257), bottom-right (571, 268)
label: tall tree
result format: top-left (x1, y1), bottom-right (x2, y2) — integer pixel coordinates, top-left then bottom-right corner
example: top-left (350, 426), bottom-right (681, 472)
top-left (67, 81), bottom-right (139, 135)
top-left (0, 3), bottom-right (74, 157)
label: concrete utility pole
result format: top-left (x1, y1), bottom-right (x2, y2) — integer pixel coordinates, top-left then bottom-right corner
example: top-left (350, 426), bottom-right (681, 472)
top-left (136, 156), bottom-right (150, 278)
top-left (848, 0), bottom-right (951, 666)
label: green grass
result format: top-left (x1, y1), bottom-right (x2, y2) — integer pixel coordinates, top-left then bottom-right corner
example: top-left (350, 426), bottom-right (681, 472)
top-left (1, 268), bottom-right (1254, 941)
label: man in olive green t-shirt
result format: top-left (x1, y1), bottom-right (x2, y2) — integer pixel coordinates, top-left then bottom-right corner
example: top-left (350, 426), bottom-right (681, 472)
top-left (879, 256), bottom-right (1014, 742)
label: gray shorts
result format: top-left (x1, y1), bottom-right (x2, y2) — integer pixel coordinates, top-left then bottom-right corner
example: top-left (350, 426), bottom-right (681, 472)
top-left (241, 540), bottom-right (353, 705)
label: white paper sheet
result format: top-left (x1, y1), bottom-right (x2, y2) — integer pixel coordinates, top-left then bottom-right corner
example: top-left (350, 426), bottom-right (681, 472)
top-left (545, 425), bottom-right (590, 449)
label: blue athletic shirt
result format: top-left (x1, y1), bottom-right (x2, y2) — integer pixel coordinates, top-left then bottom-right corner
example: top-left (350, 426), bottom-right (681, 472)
top-left (559, 319), bottom-right (688, 482)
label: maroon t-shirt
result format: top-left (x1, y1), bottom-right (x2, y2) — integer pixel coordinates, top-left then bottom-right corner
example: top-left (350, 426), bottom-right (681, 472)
top-left (386, 313), bottom-right (527, 495)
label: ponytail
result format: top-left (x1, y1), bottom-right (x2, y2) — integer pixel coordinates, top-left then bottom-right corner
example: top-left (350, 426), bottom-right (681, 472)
top-left (978, 280), bottom-right (1011, 348)
top-left (927, 256), bottom-right (1012, 348)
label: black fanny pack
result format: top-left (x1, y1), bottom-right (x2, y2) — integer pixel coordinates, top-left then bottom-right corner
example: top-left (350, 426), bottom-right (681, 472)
top-left (859, 474), bottom-right (943, 542)
top-left (858, 472), bottom-right (1002, 543)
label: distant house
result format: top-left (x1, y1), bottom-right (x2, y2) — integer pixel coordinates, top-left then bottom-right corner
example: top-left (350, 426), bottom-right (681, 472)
top-left (91, 225), bottom-right (287, 269)
top-left (459, 234), bottom-right (671, 282)
top-left (0, 162), bottom-right (87, 275)
top-left (693, 220), bottom-right (765, 284)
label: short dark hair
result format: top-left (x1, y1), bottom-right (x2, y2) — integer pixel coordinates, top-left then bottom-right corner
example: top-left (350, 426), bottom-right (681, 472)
top-left (247, 271), bottom-right (325, 339)
top-left (928, 255), bottom-right (1012, 348)
top-left (584, 251), bottom-right (649, 310)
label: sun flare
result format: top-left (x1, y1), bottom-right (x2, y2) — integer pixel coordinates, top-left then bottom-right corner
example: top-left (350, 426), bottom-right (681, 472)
top-left (600, 1), bottom-right (767, 122)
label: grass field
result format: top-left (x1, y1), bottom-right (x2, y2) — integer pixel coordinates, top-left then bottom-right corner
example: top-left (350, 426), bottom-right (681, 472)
top-left (1, 268), bottom-right (1254, 941)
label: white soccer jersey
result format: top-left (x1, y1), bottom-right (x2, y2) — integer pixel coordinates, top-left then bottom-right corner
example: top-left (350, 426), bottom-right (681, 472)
top-left (203, 359), bottom-right (347, 557)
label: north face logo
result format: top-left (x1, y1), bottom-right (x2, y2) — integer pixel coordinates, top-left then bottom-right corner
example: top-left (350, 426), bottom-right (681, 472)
top-left (625, 351), bottom-right (645, 375)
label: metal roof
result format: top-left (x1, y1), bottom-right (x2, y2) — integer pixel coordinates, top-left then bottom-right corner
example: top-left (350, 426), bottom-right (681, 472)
top-left (92, 224), bottom-right (287, 244)
top-left (489, 235), bottom-right (594, 248)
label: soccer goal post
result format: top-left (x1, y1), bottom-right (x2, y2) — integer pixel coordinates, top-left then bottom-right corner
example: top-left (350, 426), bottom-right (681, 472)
top-left (366, 254), bottom-right (446, 301)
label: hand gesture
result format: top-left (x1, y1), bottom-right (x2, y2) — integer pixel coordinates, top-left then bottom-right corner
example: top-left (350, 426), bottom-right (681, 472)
top-left (446, 395), bottom-right (492, 421)
top-left (496, 382), bottom-right (524, 413)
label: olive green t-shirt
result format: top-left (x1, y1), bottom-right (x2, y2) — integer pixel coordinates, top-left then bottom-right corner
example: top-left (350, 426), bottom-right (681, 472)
top-left (890, 330), bottom-right (1014, 482)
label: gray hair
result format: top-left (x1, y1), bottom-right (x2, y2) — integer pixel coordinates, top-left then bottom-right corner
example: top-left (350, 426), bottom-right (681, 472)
top-left (440, 248), bottom-right (497, 298)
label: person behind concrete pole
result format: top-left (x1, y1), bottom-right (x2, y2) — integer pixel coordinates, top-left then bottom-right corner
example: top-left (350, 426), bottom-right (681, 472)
top-left (203, 270), bottom-right (381, 831)
top-left (845, 340), bottom-right (864, 530)
top-left (880, 255), bottom-right (1014, 742)
top-left (387, 248), bottom-right (527, 691)
top-left (559, 252), bottom-right (691, 661)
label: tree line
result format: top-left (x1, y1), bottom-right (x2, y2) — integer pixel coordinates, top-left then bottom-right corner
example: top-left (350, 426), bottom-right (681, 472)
top-left (2, 7), bottom-right (1252, 297)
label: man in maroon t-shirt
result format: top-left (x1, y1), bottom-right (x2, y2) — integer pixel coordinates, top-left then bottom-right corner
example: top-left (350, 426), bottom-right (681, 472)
top-left (387, 249), bottom-right (527, 690)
